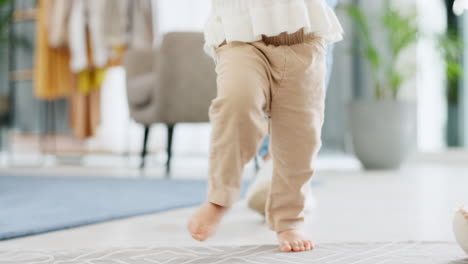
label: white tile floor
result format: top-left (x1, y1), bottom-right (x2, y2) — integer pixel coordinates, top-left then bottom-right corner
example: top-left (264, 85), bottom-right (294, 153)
top-left (1, 151), bottom-right (467, 250)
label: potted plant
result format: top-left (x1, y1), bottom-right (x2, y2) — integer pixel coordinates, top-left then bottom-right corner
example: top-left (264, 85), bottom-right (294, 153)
top-left (439, 30), bottom-right (463, 147)
top-left (343, 1), bottom-right (420, 169)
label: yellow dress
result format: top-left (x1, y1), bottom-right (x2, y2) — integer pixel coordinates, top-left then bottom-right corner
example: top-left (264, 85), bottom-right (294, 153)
top-left (34, 0), bottom-right (73, 100)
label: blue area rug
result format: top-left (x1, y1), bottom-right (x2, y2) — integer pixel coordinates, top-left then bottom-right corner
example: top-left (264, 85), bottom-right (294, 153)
top-left (0, 175), bottom-right (217, 240)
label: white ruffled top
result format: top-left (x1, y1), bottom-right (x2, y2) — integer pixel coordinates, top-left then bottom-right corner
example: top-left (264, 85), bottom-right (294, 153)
top-left (204, 0), bottom-right (344, 57)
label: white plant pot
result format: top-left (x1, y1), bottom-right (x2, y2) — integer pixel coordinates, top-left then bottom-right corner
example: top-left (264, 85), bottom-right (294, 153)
top-left (349, 100), bottom-right (416, 170)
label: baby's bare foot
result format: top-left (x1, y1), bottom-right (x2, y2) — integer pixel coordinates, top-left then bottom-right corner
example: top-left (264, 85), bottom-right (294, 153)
top-left (277, 230), bottom-right (314, 252)
top-left (187, 202), bottom-right (228, 241)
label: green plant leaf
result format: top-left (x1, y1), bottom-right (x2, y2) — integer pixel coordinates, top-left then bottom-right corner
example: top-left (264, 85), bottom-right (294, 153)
top-left (365, 46), bottom-right (380, 69)
top-left (389, 71), bottom-right (403, 99)
top-left (341, 1), bottom-right (421, 99)
top-left (340, 3), bottom-right (382, 97)
top-left (437, 29), bottom-right (463, 103)
top-left (0, 0), bottom-right (13, 42)
top-left (381, 0), bottom-right (420, 97)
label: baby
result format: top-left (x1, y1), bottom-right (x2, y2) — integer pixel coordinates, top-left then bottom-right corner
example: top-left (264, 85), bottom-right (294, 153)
top-left (188, 0), bottom-right (343, 252)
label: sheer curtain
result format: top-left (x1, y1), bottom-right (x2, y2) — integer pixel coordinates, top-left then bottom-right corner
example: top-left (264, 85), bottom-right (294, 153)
top-left (89, 0), bottom-right (212, 155)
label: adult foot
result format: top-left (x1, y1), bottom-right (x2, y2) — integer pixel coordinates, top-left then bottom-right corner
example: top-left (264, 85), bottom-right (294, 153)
top-left (187, 202), bottom-right (228, 241)
top-left (277, 230), bottom-right (314, 252)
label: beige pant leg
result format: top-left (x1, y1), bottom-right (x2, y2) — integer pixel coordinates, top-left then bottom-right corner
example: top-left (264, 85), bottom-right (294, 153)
top-left (208, 43), bottom-right (271, 207)
top-left (265, 37), bottom-right (327, 232)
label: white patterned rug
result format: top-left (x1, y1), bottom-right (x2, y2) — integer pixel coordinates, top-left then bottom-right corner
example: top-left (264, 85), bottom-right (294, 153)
top-left (1, 242), bottom-right (467, 264)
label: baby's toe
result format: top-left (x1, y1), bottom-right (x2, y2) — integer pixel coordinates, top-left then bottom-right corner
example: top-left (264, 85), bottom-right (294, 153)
top-left (303, 240), bottom-right (311, 250)
top-left (303, 240), bottom-right (314, 251)
top-left (189, 225), bottom-right (208, 241)
top-left (292, 241), bottom-right (303, 252)
top-left (191, 232), bottom-right (207, 242)
top-left (299, 241), bottom-right (306, 251)
top-left (280, 241), bottom-right (292, 252)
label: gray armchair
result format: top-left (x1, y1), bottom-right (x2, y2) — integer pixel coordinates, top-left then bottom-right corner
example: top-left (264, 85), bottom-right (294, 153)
top-left (124, 32), bottom-right (217, 174)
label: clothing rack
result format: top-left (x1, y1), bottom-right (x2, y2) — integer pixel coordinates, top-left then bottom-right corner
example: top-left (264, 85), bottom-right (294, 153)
top-left (4, 0), bottom-right (18, 161)
top-left (7, 0), bottom-right (17, 133)
top-left (7, 0), bottom-right (60, 164)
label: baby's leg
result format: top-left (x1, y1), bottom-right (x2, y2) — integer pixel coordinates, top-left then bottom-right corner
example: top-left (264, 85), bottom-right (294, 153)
top-left (188, 42), bottom-right (270, 241)
top-left (267, 37), bottom-right (327, 252)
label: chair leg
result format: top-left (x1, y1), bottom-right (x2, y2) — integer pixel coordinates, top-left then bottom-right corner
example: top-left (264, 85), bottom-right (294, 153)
top-left (140, 125), bottom-right (150, 169)
top-left (166, 124), bottom-right (175, 177)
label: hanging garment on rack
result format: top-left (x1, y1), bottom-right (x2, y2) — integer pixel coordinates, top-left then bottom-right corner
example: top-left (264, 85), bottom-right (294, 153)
top-left (69, 58), bottom-right (103, 139)
top-left (34, 0), bottom-right (74, 100)
top-left (67, 0), bottom-right (137, 138)
top-left (48, 0), bottom-right (72, 48)
top-left (128, 0), bottom-right (155, 49)
top-left (77, 69), bottom-right (106, 94)
top-left (67, 0), bottom-right (128, 85)
top-left (102, 0), bottom-right (130, 48)
top-left (68, 29), bottom-right (106, 138)
top-left (101, 0), bottom-right (131, 65)
top-left (69, 0), bottom-right (109, 73)
top-left (69, 86), bottom-right (101, 139)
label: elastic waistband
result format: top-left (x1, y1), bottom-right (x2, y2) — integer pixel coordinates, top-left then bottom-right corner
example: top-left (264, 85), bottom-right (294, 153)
top-left (262, 29), bottom-right (317, 46)
top-left (218, 29), bottom-right (320, 48)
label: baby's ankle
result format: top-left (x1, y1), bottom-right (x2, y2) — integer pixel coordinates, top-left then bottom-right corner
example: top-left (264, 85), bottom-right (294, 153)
top-left (208, 202), bottom-right (228, 210)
